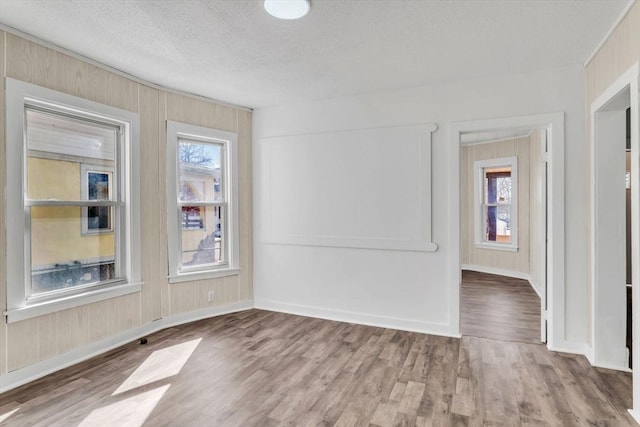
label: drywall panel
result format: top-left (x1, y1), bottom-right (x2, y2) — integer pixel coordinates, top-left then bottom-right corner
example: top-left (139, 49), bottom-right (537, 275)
top-left (261, 124), bottom-right (436, 252)
top-left (461, 137), bottom-right (531, 275)
top-left (0, 31), bottom-right (7, 376)
top-left (593, 109), bottom-right (628, 368)
top-left (254, 64), bottom-right (586, 343)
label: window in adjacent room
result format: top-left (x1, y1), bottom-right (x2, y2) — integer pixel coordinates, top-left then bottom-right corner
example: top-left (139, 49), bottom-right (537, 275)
top-left (474, 157), bottom-right (518, 251)
top-left (5, 78), bottom-right (141, 322)
top-left (166, 121), bottom-right (239, 283)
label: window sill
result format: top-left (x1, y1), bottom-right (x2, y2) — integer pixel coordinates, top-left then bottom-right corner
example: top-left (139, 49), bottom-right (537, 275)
top-left (4, 282), bottom-right (143, 323)
top-left (474, 242), bottom-right (519, 252)
top-left (169, 268), bottom-right (240, 284)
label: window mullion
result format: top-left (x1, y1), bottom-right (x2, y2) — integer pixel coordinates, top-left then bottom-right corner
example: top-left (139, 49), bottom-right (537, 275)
top-left (26, 200), bottom-right (121, 207)
top-left (177, 201), bottom-right (226, 207)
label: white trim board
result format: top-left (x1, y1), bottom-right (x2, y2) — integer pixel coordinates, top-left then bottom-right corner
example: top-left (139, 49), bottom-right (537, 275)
top-left (547, 341), bottom-right (589, 357)
top-left (0, 300), bottom-right (253, 393)
top-left (585, 343), bottom-right (632, 372)
top-left (254, 299), bottom-right (461, 339)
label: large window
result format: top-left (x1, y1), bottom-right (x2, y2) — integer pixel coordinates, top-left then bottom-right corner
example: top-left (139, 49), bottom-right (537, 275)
top-left (474, 157), bottom-right (518, 251)
top-left (166, 121), bottom-right (239, 282)
top-left (5, 79), bottom-right (141, 322)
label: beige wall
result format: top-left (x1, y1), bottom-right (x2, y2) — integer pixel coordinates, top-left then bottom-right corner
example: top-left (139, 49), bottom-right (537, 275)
top-left (585, 1), bottom-right (640, 343)
top-left (0, 32), bottom-right (253, 374)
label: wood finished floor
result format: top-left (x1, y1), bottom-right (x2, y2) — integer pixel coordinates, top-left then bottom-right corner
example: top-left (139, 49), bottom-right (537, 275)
top-left (0, 309), bottom-right (634, 426)
top-left (461, 270), bottom-right (541, 344)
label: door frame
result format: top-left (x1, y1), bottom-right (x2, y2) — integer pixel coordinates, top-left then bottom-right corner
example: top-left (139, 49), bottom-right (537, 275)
top-left (589, 62), bottom-right (639, 419)
top-left (448, 112), bottom-right (565, 350)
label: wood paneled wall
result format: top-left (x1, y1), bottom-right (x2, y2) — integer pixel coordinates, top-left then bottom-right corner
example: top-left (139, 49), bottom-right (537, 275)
top-left (585, 1), bottom-right (640, 343)
top-left (0, 31), bottom-right (253, 374)
top-left (461, 136), bottom-right (533, 275)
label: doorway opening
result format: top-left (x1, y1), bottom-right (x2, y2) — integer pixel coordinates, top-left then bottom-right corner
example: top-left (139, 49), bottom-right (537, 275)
top-left (459, 127), bottom-right (548, 344)
top-left (590, 62), bottom-right (638, 420)
top-left (448, 112), bottom-right (565, 350)
top-left (590, 63), bottom-right (639, 374)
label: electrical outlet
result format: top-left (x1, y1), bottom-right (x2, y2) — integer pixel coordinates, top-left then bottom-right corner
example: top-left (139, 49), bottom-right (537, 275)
top-left (208, 291), bottom-right (215, 302)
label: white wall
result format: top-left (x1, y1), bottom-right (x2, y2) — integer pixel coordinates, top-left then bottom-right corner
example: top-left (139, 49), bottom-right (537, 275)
top-left (253, 65), bottom-right (587, 346)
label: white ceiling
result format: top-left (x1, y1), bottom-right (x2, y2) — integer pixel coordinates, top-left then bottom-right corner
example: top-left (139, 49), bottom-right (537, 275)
top-left (0, 0), bottom-right (632, 109)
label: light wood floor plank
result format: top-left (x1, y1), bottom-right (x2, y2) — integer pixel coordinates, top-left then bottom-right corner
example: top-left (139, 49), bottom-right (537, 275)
top-left (461, 270), bottom-right (541, 344)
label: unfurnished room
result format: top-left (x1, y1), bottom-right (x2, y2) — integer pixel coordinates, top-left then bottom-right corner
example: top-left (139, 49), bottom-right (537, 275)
top-left (0, 0), bottom-right (640, 425)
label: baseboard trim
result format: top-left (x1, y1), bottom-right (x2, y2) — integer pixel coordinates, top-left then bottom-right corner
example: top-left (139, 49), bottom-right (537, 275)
top-left (547, 341), bottom-right (588, 357)
top-left (591, 362), bottom-right (633, 373)
top-left (584, 343), bottom-right (596, 365)
top-left (628, 409), bottom-right (640, 425)
top-left (583, 343), bottom-right (632, 372)
top-left (461, 264), bottom-right (542, 298)
top-left (0, 300), bottom-right (253, 393)
top-left (254, 299), bottom-right (461, 338)
top-left (462, 264), bottom-right (530, 281)
top-left (527, 279), bottom-right (542, 299)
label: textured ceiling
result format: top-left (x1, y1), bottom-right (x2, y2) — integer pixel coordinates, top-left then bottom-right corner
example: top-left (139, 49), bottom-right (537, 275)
top-left (0, 0), bottom-right (632, 108)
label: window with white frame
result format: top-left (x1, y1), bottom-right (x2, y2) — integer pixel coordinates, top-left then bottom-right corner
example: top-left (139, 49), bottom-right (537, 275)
top-left (166, 121), bottom-right (239, 283)
top-left (474, 157), bottom-right (518, 250)
top-left (5, 78), bottom-right (141, 323)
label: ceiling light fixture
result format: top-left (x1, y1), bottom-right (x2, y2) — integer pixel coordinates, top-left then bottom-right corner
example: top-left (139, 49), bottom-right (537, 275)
top-left (264, 0), bottom-right (310, 20)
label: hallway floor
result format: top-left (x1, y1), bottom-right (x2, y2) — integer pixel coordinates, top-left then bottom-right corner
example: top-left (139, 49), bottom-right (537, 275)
top-left (461, 270), bottom-right (541, 344)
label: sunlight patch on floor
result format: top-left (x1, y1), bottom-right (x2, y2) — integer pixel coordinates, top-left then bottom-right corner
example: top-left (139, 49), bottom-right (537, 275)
top-left (79, 385), bottom-right (170, 427)
top-left (0, 408), bottom-right (19, 423)
top-left (113, 338), bottom-right (202, 395)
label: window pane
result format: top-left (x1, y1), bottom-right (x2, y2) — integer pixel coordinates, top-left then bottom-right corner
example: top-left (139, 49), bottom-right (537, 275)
top-left (85, 170), bottom-right (113, 232)
top-left (87, 206), bottom-right (112, 231)
top-left (88, 172), bottom-right (111, 200)
top-left (180, 205), bottom-right (224, 267)
top-left (30, 206), bottom-right (117, 295)
top-left (484, 205), bottom-right (511, 243)
top-left (26, 109), bottom-right (117, 201)
top-left (484, 167), bottom-right (511, 204)
top-left (178, 139), bottom-right (222, 203)
top-left (182, 206), bottom-right (204, 230)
